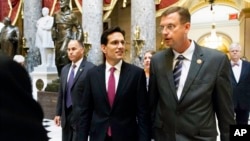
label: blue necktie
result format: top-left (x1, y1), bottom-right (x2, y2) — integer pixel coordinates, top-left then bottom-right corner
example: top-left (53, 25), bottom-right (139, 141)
top-left (66, 64), bottom-right (76, 108)
top-left (173, 55), bottom-right (185, 89)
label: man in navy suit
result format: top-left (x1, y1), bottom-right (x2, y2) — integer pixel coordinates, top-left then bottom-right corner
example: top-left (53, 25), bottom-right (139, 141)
top-left (78, 26), bottom-right (151, 141)
top-left (229, 43), bottom-right (250, 125)
top-left (149, 6), bottom-right (235, 141)
top-left (54, 39), bottom-right (95, 141)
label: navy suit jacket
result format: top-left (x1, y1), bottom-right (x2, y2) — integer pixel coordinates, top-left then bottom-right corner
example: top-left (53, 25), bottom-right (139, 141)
top-left (231, 60), bottom-right (250, 110)
top-left (55, 58), bottom-right (95, 128)
top-left (149, 42), bottom-right (235, 141)
top-left (78, 61), bottom-right (151, 141)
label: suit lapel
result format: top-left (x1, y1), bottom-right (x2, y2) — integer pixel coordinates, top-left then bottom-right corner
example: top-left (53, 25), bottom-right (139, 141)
top-left (230, 68), bottom-right (237, 84)
top-left (238, 61), bottom-right (247, 83)
top-left (97, 64), bottom-right (110, 108)
top-left (63, 64), bottom-right (71, 94)
top-left (72, 59), bottom-right (86, 86)
top-left (112, 61), bottom-right (130, 108)
top-left (164, 50), bottom-right (179, 101)
top-left (179, 44), bottom-right (204, 102)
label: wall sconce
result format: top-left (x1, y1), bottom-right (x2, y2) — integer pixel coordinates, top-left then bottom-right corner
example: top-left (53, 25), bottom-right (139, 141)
top-left (22, 37), bottom-right (29, 56)
top-left (22, 37), bottom-right (26, 48)
top-left (83, 32), bottom-right (91, 57)
top-left (133, 25), bottom-right (145, 57)
top-left (122, 0), bottom-right (127, 8)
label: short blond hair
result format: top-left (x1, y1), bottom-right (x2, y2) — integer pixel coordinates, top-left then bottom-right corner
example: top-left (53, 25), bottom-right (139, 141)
top-left (229, 43), bottom-right (241, 51)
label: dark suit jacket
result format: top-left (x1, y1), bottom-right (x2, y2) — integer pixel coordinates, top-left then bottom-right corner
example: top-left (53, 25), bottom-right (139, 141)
top-left (78, 61), bottom-right (151, 141)
top-left (55, 58), bottom-right (95, 129)
top-left (231, 60), bottom-right (250, 110)
top-left (149, 42), bottom-right (235, 141)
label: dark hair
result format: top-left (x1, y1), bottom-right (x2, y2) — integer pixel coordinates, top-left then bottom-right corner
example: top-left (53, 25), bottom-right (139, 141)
top-left (68, 39), bottom-right (84, 48)
top-left (101, 26), bottom-right (125, 45)
top-left (161, 6), bottom-right (191, 24)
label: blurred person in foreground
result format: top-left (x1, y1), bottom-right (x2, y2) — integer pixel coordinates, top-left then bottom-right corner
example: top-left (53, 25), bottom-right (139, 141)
top-left (229, 42), bottom-right (250, 125)
top-left (149, 6), bottom-right (235, 141)
top-left (0, 54), bottom-right (48, 141)
top-left (54, 39), bottom-right (95, 141)
top-left (78, 26), bottom-right (151, 141)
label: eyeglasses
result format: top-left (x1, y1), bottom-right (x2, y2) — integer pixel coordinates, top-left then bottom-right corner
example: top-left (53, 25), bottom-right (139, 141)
top-left (109, 40), bottom-right (126, 46)
top-left (157, 24), bottom-right (176, 33)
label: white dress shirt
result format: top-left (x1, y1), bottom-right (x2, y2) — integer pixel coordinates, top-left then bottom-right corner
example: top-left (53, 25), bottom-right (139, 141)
top-left (172, 41), bottom-right (195, 100)
top-left (231, 60), bottom-right (242, 83)
top-left (105, 60), bottom-right (122, 93)
top-left (67, 58), bottom-right (83, 81)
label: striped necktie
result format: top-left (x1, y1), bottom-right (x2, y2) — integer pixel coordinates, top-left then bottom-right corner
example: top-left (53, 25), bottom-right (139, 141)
top-left (173, 55), bottom-right (185, 89)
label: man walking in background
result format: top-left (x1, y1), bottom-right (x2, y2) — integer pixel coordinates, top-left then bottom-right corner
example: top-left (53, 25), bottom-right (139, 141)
top-left (54, 39), bottom-right (95, 141)
top-left (229, 42), bottom-right (250, 125)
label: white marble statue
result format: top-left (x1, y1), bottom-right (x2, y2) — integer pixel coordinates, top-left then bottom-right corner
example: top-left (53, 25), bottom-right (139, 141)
top-left (35, 7), bottom-right (54, 67)
top-left (0, 22), bottom-right (4, 32)
top-left (0, 22), bottom-right (4, 52)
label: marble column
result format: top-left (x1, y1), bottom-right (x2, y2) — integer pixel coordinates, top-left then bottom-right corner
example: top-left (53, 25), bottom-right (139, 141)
top-left (23, 0), bottom-right (42, 72)
top-left (82, 0), bottom-right (103, 65)
top-left (131, 0), bottom-right (156, 68)
top-left (239, 8), bottom-right (250, 60)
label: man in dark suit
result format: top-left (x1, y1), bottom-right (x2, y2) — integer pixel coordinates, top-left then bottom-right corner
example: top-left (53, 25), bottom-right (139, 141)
top-left (54, 39), bottom-right (95, 141)
top-left (78, 26), bottom-right (151, 141)
top-left (149, 6), bottom-right (235, 141)
top-left (229, 43), bottom-right (250, 125)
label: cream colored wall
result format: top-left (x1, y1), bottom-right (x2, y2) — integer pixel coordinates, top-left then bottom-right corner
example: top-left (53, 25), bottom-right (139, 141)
top-left (189, 21), bottom-right (240, 44)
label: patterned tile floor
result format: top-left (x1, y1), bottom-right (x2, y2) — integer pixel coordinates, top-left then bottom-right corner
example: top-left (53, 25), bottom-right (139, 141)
top-left (43, 119), bottom-right (61, 141)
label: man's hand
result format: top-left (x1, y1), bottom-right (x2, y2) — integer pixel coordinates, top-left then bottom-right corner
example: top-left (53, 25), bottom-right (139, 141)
top-left (54, 116), bottom-right (61, 127)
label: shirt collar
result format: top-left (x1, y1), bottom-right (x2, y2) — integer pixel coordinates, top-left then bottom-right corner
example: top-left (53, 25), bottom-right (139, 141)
top-left (231, 59), bottom-right (242, 66)
top-left (72, 58), bottom-right (83, 68)
top-left (173, 40), bottom-right (195, 61)
top-left (106, 60), bottom-right (122, 72)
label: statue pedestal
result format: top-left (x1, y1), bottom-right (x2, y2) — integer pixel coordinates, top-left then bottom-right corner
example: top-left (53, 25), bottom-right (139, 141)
top-left (46, 48), bottom-right (56, 67)
top-left (31, 65), bottom-right (58, 100)
top-left (37, 91), bottom-right (58, 119)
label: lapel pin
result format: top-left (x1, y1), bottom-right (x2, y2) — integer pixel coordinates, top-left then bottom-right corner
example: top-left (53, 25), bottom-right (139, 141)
top-left (80, 68), bottom-right (82, 71)
top-left (197, 59), bottom-right (202, 64)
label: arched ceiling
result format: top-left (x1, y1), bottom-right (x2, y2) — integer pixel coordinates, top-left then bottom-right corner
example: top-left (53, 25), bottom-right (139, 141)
top-left (191, 5), bottom-right (238, 24)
